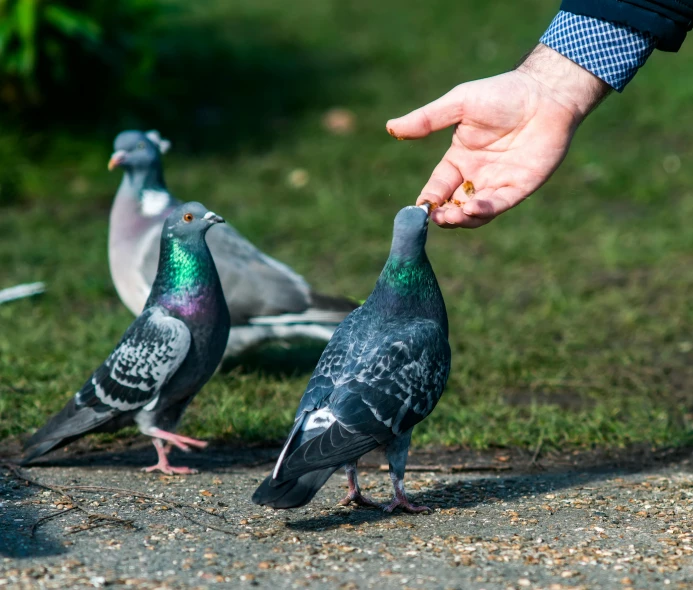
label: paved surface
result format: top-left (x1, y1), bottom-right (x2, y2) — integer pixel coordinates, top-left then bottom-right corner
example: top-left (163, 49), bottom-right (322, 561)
top-left (2, 444), bottom-right (693, 589)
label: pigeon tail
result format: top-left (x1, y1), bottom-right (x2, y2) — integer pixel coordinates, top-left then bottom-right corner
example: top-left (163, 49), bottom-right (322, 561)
top-left (248, 291), bottom-right (358, 327)
top-left (273, 421), bottom-right (380, 484)
top-left (253, 410), bottom-right (379, 509)
top-left (22, 398), bottom-right (116, 464)
top-left (22, 439), bottom-right (67, 465)
top-left (252, 467), bottom-right (338, 509)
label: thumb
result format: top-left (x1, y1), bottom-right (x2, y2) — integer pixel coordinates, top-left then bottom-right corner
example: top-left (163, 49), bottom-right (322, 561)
top-left (386, 85), bottom-right (466, 140)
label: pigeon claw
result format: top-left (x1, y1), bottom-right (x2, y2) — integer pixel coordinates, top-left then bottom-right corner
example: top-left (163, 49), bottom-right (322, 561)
top-left (142, 463), bottom-right (199, 475)
top-left (338, 490), bottom-right (381, 509)
top-left (382, 497), bottom-right (432, 514)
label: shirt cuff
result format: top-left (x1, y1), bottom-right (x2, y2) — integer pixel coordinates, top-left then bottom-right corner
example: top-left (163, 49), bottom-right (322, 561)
top-left (539, 10), bottom-right (656, 91)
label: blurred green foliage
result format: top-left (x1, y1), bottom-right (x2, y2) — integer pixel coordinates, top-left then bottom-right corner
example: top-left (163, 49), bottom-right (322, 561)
top-left (0, 0), bottom-right (158, 109)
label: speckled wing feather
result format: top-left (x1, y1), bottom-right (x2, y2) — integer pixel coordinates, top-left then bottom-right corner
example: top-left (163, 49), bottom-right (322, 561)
top-left (25, 307), bottom-right (190, 451)
top-left (87, 306), bottom-right (192, 411)
top-left (294, 307), bottom-right (369, 415)
top-left (331, 319), bottom-right (450, 436)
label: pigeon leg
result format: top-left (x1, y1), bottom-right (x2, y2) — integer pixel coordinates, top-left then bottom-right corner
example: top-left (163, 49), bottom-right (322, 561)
top-left (148, 427), bottom-right (208, 452)
top-left (382, 430), bottom-right (431, 514)
top-left (338, 462), bottom-right (380, 508)
top-left (143, 438), bottom-right (199, 475)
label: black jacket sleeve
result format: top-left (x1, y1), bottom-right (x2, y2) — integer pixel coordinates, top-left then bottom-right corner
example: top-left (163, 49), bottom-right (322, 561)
top-left (561, 0), bottom-right (693, 50)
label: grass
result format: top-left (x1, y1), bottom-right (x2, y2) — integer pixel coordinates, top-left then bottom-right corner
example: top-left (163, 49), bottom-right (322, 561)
top-left (2, 0), bottom-right (693, 453)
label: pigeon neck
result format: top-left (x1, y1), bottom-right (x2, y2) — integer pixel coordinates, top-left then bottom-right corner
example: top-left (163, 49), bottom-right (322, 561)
top-left (124, 165), bottom-right (167, 194)
top-left (148, 235), bottom-right (217, 317)
top-left (372, 251), bottom-right (447, 334)
top-left (378, 251), bottom-right (432, 295)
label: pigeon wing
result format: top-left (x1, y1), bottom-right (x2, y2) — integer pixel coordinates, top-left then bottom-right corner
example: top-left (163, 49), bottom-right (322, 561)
top-left (205, 223), bottom-right (313, 322)
top-left (89, 306), bottom-right (192, 411)
top-left (332, 318), bottom-right (451, 437)
top-left (274, 318), bottom-right (450, 482)
top-left (23, 307), bottom-right (191, 459)
top-left (294, 307), bottom-right (368, 416)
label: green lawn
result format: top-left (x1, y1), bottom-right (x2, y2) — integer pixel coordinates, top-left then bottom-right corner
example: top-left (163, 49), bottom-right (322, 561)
top-left (2, 0), bottom-right (693, 452)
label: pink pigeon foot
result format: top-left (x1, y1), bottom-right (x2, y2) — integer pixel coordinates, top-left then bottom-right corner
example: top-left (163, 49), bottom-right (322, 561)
top-left (142, 438), bottom-right (200, 475)
top-left (339, 489), bottom-right (381, 508)
top-left (382, 496), bottom-right (432, 514)
top-left (148, 427), bottom-right (208, 452)
top-left (383, 477), bottom-right (432, 514)
top-left (338, 463), bottom-right (381, 508)
top-left (143, 461), bottom-right (199, 475)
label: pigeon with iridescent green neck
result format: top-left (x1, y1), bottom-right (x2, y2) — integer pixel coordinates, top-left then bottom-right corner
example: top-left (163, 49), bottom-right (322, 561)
top-left (107, 130), bottom-right (357, 359)
top-left (253, 204), bottom-right (450, 512)
top-left (23, 202), bottom-right (230, 474)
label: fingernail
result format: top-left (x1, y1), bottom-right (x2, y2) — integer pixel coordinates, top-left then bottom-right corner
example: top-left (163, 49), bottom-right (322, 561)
top-left (385, 122), bottom-right (403, 140)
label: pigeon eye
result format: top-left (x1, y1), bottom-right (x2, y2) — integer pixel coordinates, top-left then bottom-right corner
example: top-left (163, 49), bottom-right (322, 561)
top-left (137, 141), bottom-right (146, 150)
top-left (183, 213), bottom-right (194, 223)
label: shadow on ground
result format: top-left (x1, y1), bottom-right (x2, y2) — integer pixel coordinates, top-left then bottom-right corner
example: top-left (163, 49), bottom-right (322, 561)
top-left (5, 440), bottom-right (693, 545)
top-left (285, 445), bottom-right (693, 531)
top-left (0, 469), bottom-right (66, 558)
top-left (0, 438), bottom-right (279, 473)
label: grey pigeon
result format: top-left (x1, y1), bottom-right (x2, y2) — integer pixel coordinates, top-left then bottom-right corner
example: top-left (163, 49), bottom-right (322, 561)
top-left (23, 202), bottom-right (230, 474)
top-left (107, 130), bottom-right (357, 358)
top-left (252, 204), bottom-right (450, 512)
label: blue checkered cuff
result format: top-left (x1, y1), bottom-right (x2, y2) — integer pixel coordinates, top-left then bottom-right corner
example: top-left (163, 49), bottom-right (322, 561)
top-left (540, 11), bottom-right (656, 91)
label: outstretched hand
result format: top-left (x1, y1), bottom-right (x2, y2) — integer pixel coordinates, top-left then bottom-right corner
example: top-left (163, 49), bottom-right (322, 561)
top-left (386, 45), bottom-right (610, 228)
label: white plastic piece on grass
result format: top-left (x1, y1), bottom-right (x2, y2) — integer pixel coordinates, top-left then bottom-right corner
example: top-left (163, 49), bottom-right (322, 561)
top-left (0, 282), bottom-right (45, 305)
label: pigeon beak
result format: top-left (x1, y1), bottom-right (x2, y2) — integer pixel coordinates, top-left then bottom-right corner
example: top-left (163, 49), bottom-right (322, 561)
top-left (108, 150), bottom-right (127, 171)
top-left (203, 211), bottom-right (225, 224)
top-left (418, 203), bottom-right (431, 215)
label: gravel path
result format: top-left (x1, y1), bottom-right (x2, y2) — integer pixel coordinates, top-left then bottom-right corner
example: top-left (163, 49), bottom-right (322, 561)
top-left (2, 444), bottom-right (693, 589)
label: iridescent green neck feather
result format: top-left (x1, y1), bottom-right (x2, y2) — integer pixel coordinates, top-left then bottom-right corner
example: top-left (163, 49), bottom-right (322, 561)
top-left (371, 251), bottom-right (448, 337)
top-left (147, 236), bottom-right (215, 315)
top-left (379, 252), bottom-right (439, 298)
top-left (164, 240), bottom-right (206, 292)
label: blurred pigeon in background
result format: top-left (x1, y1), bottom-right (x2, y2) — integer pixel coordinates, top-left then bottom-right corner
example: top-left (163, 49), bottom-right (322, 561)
top-left (252, 204), bottom-right (450, 512)
top-left (107, 130), bottom-right (357, 358)
top-left (23, 202), bottom-right (230, 474)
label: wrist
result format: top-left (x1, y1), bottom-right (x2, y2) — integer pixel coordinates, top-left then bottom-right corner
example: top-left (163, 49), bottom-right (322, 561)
top-left (516, 44), bottom-right (611, 122)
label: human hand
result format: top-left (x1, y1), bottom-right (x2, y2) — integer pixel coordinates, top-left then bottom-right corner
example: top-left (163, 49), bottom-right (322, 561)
top-left (386, 44), bottom-right (610, 228)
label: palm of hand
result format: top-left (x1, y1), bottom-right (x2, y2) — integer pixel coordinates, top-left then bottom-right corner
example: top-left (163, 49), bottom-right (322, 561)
top-left (388, 72), bottom-right (579, 228)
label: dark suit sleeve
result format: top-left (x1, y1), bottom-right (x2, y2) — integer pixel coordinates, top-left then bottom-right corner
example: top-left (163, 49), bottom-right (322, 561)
top-left (561, 0), bottom-right (693, 50)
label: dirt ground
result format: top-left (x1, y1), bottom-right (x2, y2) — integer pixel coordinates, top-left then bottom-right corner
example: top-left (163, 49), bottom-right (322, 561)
top-left (2, 442), bottom-right (693, 589)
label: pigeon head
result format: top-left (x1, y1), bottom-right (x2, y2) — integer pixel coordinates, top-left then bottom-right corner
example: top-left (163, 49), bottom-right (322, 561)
top-left (371, 203), bottom-right (445, 330)
top-left (148, 202), bottom-right (225, 311)
top-left (108, 130), bottom-right (170, 172)
top-left (163, 202), bottom-right (225, 241)
top-left (390, 204), bottom-right (430, 259)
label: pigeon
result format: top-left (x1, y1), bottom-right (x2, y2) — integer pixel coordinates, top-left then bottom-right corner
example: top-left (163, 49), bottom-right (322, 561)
top-left (252, 204), bottom-right (450, 512)
top-left (23, 202), bottom-right (231, 474)
top-left (107, 130), bottom-right (357, 358)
